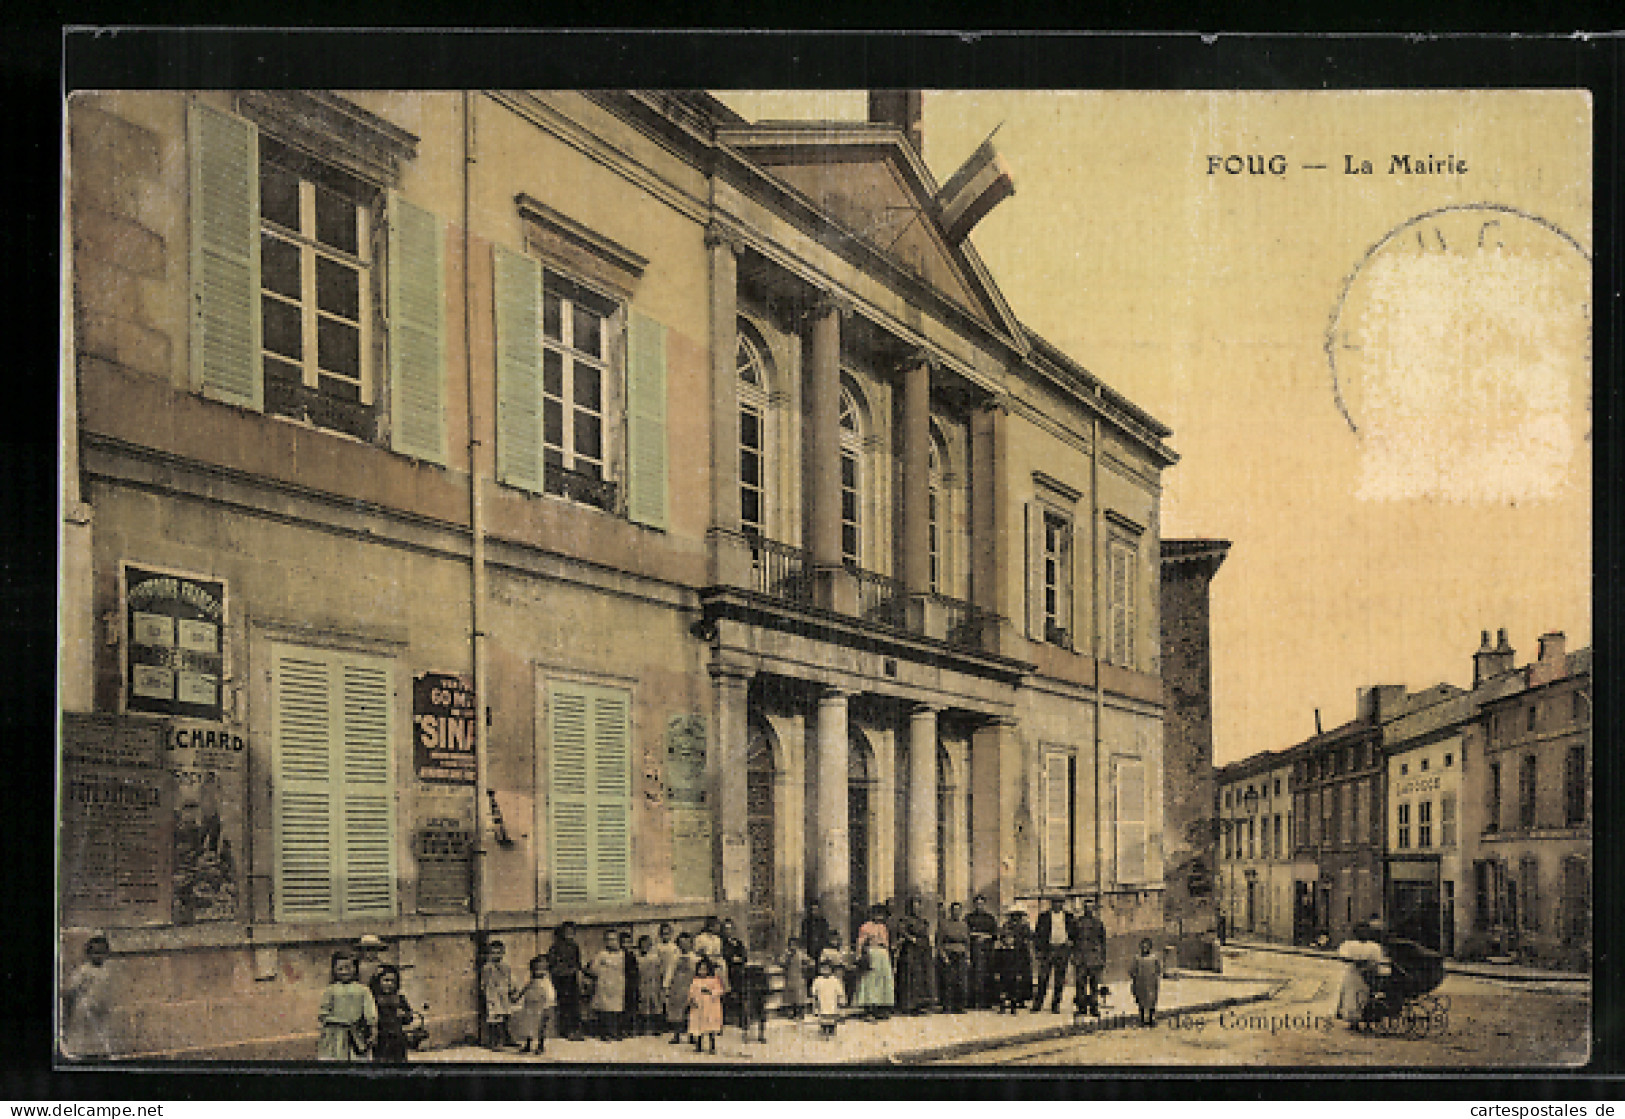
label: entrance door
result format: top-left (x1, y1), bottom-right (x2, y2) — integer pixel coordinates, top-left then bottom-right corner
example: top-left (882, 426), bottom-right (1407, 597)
top-left (1245, 879), bottom-right (1256, 933)
top-left (746, 726), bottom-right (776, 952)
top-left (848, 733), bottom-right (872, 938)
top-left (1294, 882), bottom-right (1315, 945)
top-left (1391, 880), bottom-right (1441, 950)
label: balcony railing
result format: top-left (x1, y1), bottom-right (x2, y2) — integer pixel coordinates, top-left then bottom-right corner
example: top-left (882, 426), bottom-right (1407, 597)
top-left (936, 594), bottom-right (994, 651)
top-left (746, 534), bottom-right (814, 607)
top-left (544, 462), bottom-right (619, 512)
top-left (852, 565), bottom-right (908, 630)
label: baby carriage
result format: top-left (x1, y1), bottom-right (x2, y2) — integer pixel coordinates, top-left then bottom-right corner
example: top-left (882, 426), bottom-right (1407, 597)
top-left (1356, 937), bottom-right (1450, 1038)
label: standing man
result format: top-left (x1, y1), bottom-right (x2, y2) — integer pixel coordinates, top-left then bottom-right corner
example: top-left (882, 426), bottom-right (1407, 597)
top-left (719, 918), bottom-right (749, 1027)
top-left (936, 901), bottom-right (972, 1013)
top-left (801, 899), bottom-right (833, 963)
top-left (1072, 898), bottom-right (1108, 1017)
top-left (966, 894), bottom-right (998, 1009)
top-left (547, 921), bottom-right (586, 1041)
top-left (1031, 897), bottom-right (1077, 1014)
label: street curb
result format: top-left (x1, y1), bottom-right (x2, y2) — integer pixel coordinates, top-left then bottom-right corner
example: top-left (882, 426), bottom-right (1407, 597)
top-left (877, 980), bottom-right (1287, 1065)
top-left (1226, 941), bottom-right (1589, 984)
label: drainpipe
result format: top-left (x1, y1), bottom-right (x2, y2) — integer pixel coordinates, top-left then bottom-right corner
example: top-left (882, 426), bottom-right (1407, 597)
top-left (464, 91), bottom-right (492, 941)
top-left (1091, 413), bottom-right (1103, 907)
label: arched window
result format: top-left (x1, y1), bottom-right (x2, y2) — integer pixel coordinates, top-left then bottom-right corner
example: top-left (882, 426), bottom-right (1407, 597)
top-left (927, 430), bottom-right (947, 593)
top-left (737, 324), bottom-right (772, 537)
top-left (839, 386), bottom-right (863, 566)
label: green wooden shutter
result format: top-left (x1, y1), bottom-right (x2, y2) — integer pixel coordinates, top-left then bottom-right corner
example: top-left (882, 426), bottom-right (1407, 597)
top-left (591, 688), bottom-right (632, 901)
top-left (550, 683), bottom-right (592, 906)
top-left (548, 681), bottom-right (631, 906)
top-left (189, 102), bottom-right (262, 410)
top-left (493, 245), bottom-right (543, 492)
top-left (387, 192), bottom-right (447, 465)
top-left (340, 658), bottom-right (395, 917)
top-left (626, 311), bottom-right (668, 529)
top-left (1043, 751), bottom-right (1071, 889)
top-left (273, 648), bottom-right (335, 920)
top-left (1115, 757), bottom-right (1147, 886)
top-left (1025, 502), bottom-right (1044, 639)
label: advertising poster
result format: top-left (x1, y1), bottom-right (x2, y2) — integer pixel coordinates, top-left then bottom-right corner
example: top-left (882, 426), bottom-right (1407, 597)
top-left (413, 672), bottom-right (477, 784)
top-left (123, 566), bottom-right (225, 722)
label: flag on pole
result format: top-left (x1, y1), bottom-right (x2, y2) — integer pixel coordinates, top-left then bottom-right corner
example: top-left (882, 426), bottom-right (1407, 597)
top-left (934, 129), bottom-right (1015, 243)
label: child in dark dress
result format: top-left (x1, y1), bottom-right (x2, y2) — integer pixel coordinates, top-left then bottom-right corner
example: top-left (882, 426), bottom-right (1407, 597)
top-left (369, 965), bottom-right (414, 1063)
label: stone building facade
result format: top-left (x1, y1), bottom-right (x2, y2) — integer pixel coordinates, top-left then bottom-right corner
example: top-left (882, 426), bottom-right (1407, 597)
top-left (60, 90), bottom-right (1177, 1057)
top-left (1215, 751), bottom-right (1295, 944)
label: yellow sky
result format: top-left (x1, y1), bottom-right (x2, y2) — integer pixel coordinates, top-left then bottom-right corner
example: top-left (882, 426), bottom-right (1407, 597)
top-left (716, 90), bottom-right (1592, 765)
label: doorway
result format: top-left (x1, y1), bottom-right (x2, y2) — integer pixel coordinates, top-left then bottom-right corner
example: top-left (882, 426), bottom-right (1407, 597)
top-left (746, 723), bottom-right (776, 952)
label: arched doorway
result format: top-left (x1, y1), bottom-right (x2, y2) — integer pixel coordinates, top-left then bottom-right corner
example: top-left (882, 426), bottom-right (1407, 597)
top-left (848, 729), bottom-right (874, 937)
top-left (746, 723), bottom-right (776, 952)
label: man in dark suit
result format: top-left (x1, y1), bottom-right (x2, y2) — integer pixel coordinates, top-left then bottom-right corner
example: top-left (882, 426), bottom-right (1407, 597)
top-left (1031, 897), bottom-right (1077, 1013)
top-left (1072, 898), bottom-right (1108, 1016)
top-left (800, 899), bottom-right (832, 962)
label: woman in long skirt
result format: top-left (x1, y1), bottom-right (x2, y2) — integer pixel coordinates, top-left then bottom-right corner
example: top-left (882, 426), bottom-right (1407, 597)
top-left (852, 904), bottom-right (896, 1019)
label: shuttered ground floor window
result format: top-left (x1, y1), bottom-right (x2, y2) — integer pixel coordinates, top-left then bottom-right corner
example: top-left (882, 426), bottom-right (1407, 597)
top-left (548, 680), bottom-right (632, 906)
top-left (271, 643), bottom-right (396, 921)
top-left (1115, 756), bottom-right (1148, 886)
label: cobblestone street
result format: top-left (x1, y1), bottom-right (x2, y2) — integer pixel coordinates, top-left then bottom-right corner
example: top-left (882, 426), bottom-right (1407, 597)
top-left (944, 947), bottom-right (1591, 1068)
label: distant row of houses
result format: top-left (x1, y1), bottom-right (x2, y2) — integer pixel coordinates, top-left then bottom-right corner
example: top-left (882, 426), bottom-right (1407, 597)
top-left (1215, 630), bottom-right (1590, 970)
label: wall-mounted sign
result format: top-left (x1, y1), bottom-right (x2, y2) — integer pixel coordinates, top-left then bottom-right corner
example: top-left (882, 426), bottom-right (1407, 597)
top-left (124, 566), bottom-right (225, 721)
top-left (60, 713), bottom-right (247, 927)
top-left (413, 672), bottom-right (476, 784)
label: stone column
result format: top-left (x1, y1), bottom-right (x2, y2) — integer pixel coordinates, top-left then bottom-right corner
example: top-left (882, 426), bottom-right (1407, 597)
top-left (707, 223), bottom-right (741, 531)
top-left (814, 688), bottom-right (851, 929)
top-left (899, 352), bottom-right (932, 595)
top-left (969, 398), bottom-right (1009, 653)
top-left (712, 665), bottom-right (753, 927)
top-left (906, 704), bottom-right (940, 907)
top-left (805, 296), bottom-right (842, 568)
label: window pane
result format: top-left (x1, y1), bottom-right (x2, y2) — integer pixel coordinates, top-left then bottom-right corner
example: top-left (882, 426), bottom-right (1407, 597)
top-left (317, 316), bottom-right (360, 379)
top-left (574, 412), bottom-right (602, 461)
top-left (261, 233), bottom-right (301, 298)
top-left (740, 448), bottom-right (760, 487)
top-left (313, 184), bottom-right (359, 254)
top-left (740, 408), bottom-right (760, 447)
top-left (842, 490), bottom-right (857, 521)
top-left (741, 489), bottom-right (761, 527)
top-left (262, 295), bottom-right (303, 359)
top-left (543, 349), bottom-right (563, 398)
top-left (572, 304), bottom-right (602, 358)
top-left (265, 356), bottom-right (304, 417)
top-left (573, 363), bottom-right (601, 411)
top-left (260, 161), bottom-right (300, 230)
top-left (543, 292), bottom-right (562, 341)
top-left (316, 256), bottom-right (360, 321)
top-left (317, 372), bottom-right (362, 403)
top-left (841, 455), bottom-right (856, 488)
top-left (543, 399), bottom-right (563, 449)
top-left (842, 524), bottom-right (858, 560)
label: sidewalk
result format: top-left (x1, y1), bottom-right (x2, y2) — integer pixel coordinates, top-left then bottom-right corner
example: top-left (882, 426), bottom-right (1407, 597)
top-left (1225, 937), bottom-right (1590, 984)
top-left (415, 970), bottom-right (1279, 1066)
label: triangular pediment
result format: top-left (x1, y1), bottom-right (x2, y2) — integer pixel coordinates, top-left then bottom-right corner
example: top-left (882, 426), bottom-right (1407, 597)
top-left (721, 124), bottom-right (1022, 341)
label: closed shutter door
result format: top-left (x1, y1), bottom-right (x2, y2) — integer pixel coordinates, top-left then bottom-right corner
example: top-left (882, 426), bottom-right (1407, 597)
top-left (1115, 757), bottom-right (1147, 886)
top-left (273, 645), bottom-right (395, 922)
top-left (189, 102), bottom-right (263, 410)
top-left (340, 658), bottom-right (395, 917)
top-left (626, 311), bottom-right (668, 529)
top-left (549, 684), bottom-right (592, 906)
top-left (274, 649), bottom-right (335, 919)
top-left (493, 245), bottom-right (543, 492)
top-left (387, 192), bottom-right (447, 464)
top-left (1043, 751), bottom-right (1071, 889)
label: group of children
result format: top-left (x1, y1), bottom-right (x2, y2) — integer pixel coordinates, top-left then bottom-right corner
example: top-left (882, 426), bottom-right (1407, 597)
top-left (316, 939), bottom-right (423, 1062)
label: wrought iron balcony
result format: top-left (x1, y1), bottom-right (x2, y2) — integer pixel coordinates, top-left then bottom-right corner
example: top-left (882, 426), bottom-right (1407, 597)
top-left (544, 461), bottom-right (618, 512)
top-left (745, 533), bottom-right (814, 607)
top-left (936, 594), bottom-right (994, 651)
top-left (851, 564), bottom-right (908, 630)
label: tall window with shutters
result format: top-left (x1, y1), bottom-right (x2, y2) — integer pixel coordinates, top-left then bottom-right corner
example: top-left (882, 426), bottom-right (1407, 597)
top-left (1042, 750), bottom-right (1075, 889)
top-left (270, 643), bottom-right (396, 922)
top-left (1115, 756), bottom-right (1148, 886)
top-left (839, 387), bottom-right (864, 566)
top-left (493, 244), bottom-right (667, 529)
top-left (189, 101), bottom-right (445, 463)
top-left (738, 328), bottom-right (771, 538)
top-left (547, 680), bottom-right (633, 906)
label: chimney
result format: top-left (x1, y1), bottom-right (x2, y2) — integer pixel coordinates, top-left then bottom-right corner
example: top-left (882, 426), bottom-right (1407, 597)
top-left (1530, 631), bottom-right (1568, 687)
top-left (868, 90), bottom-right (924, 159)
top-left (1474, 628), bottom-right (1516, 688)
top-left (1472, 629), bottom-right (1494, 688)
top-left (1538, 631), bottom-right (1566, 664)
top-left (1357, 684), bottom-right (1407, 724)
